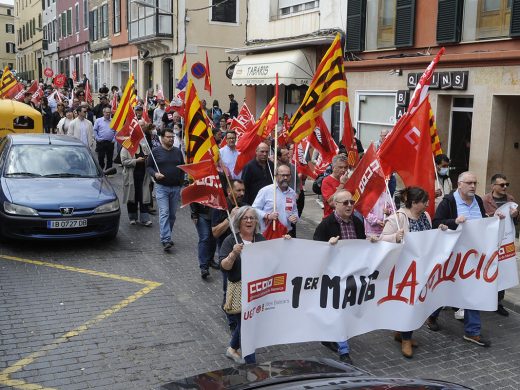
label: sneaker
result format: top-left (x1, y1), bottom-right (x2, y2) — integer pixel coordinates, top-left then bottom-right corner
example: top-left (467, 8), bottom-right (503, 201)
top-left (463, 334), bottom-right (491, 347)
top-left (339, 353), bottom-right (353, 365)
top-left (162, 241), bottom-right (173, 251)
top-left (169, 240), bottom-right (174, 247)
top-left (129, 220), bottom-right (136, 225)
top-left (141, 220), bottom-right (152, 227)
top-left (426, 316), bottom-right (440, 331)
top-left (225, 347), bottom-right (245, 364)
top-left (496, 304), bottom-right (509, 317)
top-left (201, 268), bottom-right (210, 279)
top-left (454, 308), bottom-right (464, 320)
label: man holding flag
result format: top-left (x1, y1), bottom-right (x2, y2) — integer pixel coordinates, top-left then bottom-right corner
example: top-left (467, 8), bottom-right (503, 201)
top-left (146, 127), bottom-right (185, 251)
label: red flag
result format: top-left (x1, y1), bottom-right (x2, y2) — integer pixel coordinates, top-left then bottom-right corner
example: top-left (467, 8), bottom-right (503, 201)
top-left (204, 51), bottom-right (212, 96)
top-left (377, 98), bottom-right (435, 216)
top-left (407, 48), bottom-right (445, 113)
top-left (115, 108), bottom-right (144, 155)
top-left (166, 91), bottom-right (185, 117)
top-left (142, 99), bottom-right (151, 123)
top-left (344, 144), bottom-right (386, 217)
top-left (30, 82), bottom-right (44, 106)
top-left (341, 100), bottom-right (358, 167)
top-left (309, 116), bottom-right (338, 166)
top-left (233, 95), bottom-right (277, 175)
top-left (293, 139), bottom-right (317, 179)
top-left (156, 85), bottom-right (165, 100)
top-left (179, 160), bottom-right (228, 210)
top-left (229, 102), bottom-right (255, 141)
top-left (262, 219), bottom-right (288, 240)
top-left (84, 80), bottom-right (93, 104)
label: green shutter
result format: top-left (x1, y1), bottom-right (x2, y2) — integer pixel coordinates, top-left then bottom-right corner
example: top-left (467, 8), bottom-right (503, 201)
top-left (436, 0), bottom-right (464, 43)
top-left (395, 0), bottom-right (416, 47)
top-left (511, 0), bottom-right (520, 37)
top-left (346, 0), bottom-right (366, 52)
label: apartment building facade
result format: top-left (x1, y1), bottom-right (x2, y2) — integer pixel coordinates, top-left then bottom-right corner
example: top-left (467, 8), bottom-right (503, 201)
top-left (0, 2), bottom-right (16, 70)
top-left (15, 0), bottom-right (43, 81)
top-left (41, 0), bottom-right (58, 79)
top-left (228, 0), bottom-right (345, 135)
top-left (344, 0), bottom-right (520, 203)
top-left (56, 0), bottom-right (90, 81)
top-left (89, 0), bottom-right (111, 92)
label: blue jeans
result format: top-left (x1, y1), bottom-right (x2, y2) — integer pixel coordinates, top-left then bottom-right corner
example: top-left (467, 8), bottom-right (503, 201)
top-left (229, 314), bottom-right (256, 363)
top-left (155, 184), bottom-right (181, 244)
top-left (464, 309), bottom-right (481, 336)
top-left (337, 340), bottom-right (350, 355)
top-left (195, 217), bottom-right (216, 270)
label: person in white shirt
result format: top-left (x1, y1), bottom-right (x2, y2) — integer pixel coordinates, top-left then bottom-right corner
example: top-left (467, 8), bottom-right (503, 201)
top-left (69, 106), bottom-right (94, 149)
top-left (220, 130), bottom-right (240, 179)
top-left (252, 164), bottom-right (299, 234)
top-left (153, 99), bottom-right (166, 130)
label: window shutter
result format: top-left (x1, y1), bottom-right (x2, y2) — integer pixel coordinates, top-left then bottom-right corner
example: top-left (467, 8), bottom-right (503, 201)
top-left (89, 11), bottom-right (94, 41)
top-left (511, 0), bottom-right (520, 37)
top-left (346, 0), bottom-right (366, 52)
top-left (436, 0), bottom-right (463, 43)
top-left (395, 0), bottom-right (416, 47)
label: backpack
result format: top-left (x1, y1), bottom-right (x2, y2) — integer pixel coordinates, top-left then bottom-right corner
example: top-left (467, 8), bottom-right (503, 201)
top-left (312, 174), bottom-right (325, 195)
top-left (212, 107), bottom-right (222, 124)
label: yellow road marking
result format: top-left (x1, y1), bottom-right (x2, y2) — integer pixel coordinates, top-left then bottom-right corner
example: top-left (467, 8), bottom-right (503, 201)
top-left (0, 255), bottom-right (162, 390)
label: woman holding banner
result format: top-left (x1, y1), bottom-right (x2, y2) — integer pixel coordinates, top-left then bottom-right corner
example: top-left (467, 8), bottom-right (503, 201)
top-left (219, 206), bottom-right (267, 364)
top-left (381, 186), bottom-right (444, 358)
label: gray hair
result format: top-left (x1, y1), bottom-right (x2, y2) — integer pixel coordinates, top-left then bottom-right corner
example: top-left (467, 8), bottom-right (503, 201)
top-left (332, 154), bottom-right (347, 167)
top-left (232, 206), bottom-right (260, 234)
top-left (457, 171), bottom-right (475, 183)
top-left (333, 189), bottom-right (352, 202)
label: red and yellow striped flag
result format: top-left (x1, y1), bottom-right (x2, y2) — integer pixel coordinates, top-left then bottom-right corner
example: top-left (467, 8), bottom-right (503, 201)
top-left (426, 97), bottom-right (443, 155)
top-left (110, 73), bottom-right (136, 132)
top-left (184, 79), bottom-right (219, 164)
top-left (0, 67), bottom-right (24, 99)
top-left (288, 34), bottom-right (348, 143)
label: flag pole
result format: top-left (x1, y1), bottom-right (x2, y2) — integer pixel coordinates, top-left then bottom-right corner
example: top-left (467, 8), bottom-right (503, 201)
top-left (137, 124), bottom-right (161, 174)
top-left (432, 153), bottom-right (440, 194)
top-left (219, 158), bottom-right (238, 208)
top-left (272, 122), bottom-right (278, 232)
top-left (385, 178), bottom-right (401, 232)
top-left (226, 209), bottom-right (239, 244)
top-left (293, 142), bottom-right (297, 192)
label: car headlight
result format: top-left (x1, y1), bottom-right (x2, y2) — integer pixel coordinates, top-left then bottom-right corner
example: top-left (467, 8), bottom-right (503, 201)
top-left (94, 199), bottom-right (120, 214)
top-left (3, 201), bottom-right (38, 216)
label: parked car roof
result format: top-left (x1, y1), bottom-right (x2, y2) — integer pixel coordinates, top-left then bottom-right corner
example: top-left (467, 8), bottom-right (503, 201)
top-left (7, 133), bottom-right (84, 146)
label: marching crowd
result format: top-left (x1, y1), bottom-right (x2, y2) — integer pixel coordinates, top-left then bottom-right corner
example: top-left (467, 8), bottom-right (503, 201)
top-left (19, 85), bottom-right (520, 367)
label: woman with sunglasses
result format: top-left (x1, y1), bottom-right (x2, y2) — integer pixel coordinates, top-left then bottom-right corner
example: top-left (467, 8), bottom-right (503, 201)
top-left (381, 186), bottom-right (446, 358)
top-left (219, 206), bottom-right (266, 364)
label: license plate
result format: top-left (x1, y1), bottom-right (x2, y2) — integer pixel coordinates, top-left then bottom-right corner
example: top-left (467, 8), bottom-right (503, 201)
top-left (47, 219), bottom-right (88, 229)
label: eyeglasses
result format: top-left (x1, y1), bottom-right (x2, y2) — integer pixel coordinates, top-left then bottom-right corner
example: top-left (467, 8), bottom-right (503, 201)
top-left (336, 200), bottom-right (356, 206)
top-left (242, 216), bottom-right (257, 221)
top-left (460, 181), bottom-right (477, 186)
top-left (494, 182), bottom-right (509, 188)
top-left (227, 137), bottom-right (236, 141)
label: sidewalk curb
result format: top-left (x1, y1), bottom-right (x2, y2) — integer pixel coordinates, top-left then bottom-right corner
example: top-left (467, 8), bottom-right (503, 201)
top-left (502, 298), bottom-right (520, 315)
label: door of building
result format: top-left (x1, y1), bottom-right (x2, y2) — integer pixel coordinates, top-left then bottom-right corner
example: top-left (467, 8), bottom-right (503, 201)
top-left (448, 97), bottom-right (474, 185)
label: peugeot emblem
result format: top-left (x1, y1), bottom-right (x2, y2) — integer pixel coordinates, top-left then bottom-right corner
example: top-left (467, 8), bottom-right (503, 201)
top-left (60, 207), bottom-right (74, 215)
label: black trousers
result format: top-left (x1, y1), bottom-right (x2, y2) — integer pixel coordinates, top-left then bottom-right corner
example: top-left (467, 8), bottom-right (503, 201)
top-left (96, 140), bottom-right (115, 169)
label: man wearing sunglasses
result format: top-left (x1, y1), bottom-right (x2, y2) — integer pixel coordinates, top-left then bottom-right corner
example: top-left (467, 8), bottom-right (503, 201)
top-left (483, 173), bottom-right (518, 317)
top-left (313, 189), bottom-right (366, 365)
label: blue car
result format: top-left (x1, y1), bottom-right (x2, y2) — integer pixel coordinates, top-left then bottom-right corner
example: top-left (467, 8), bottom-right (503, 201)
top-left (0, 134), bottom-right (120, 240)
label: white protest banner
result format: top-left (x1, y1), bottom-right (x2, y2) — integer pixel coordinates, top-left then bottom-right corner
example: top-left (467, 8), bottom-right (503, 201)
top-left (240, 217), bottom-right (517, 356)
top-left (496, 202), bottom-right (519, 290)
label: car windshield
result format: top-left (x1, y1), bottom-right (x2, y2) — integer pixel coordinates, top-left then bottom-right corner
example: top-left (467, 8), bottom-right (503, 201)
top-left (4, 144), bottom-right (100, 178)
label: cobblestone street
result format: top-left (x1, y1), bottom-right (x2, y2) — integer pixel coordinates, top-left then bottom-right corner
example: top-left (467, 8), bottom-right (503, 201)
top-left (1, 173), bottom-right (519, 390)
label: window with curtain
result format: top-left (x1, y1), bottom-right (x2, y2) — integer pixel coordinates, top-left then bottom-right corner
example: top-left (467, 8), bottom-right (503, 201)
top-left (211, 0), bottom-right (237, 23)
top-left (113, 0), bottom-right (120, 33)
